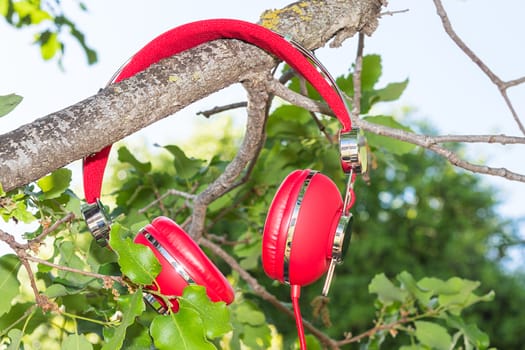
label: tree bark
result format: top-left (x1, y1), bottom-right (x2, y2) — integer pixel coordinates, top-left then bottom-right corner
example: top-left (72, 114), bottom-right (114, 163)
top-left (0, 0), bottom-right (385, 192)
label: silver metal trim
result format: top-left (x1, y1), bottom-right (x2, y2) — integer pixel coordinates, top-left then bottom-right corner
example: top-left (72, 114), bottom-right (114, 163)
top-left (331, 214), bottom-right (352, 262)
top-left (283, 171), bottom-right (317, 284)
top-left (322, 214), bottom-right (353, 296)
top-left (339, 129), bottom-right (365, 174)
top-left (80, 199), bottom-right (111, 246)
top-left (141, 230), bottom-right (195, 285)
top-left (143, 292), bottom-right (168, 314)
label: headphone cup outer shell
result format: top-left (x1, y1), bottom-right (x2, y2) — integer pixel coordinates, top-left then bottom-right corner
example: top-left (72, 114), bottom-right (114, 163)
top-left (262, 170), bottom-right (344, 287)
top-left (134, 216), bottom-right (235, 313)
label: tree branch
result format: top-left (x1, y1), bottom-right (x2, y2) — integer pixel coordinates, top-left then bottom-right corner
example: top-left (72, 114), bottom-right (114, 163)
top-left (0, 0), bottom-right (385, 193)
top-left (188, 74), bottom-right (271, 239)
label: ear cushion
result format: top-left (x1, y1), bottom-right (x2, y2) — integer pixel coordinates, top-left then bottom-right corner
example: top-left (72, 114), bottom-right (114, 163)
top-left (134, 217), bottom-right (234, 306)
top-left (262, 170), bottom-right (344, 286)
top-left (262, 170), bottom-right (310, 283)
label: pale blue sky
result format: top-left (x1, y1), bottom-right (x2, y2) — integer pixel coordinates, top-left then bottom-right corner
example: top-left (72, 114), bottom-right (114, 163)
top-left (1, 1), bottom-right (524, 260)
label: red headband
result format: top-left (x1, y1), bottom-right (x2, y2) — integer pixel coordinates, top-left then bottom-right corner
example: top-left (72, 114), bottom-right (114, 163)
top-left (83, 18), bottom-right (352, 203)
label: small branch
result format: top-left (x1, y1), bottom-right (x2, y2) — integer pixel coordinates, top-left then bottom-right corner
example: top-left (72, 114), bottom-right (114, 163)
top-left (26, 212), bottom-right (75, 249)
top-left (352, 32), bottom-right (365, 121)
top-left (503, 76), bottom-right (525, 89)
top-left (432, 0), bottom-right (525, 135)
top-left (25, 255), bottom-right (128, 286)
top-left (380, 8), bottom-right (410, 17)
top-left (197, 102), bottom-right (248, 119)
top-left (199, 237), bottom-right (340, 349)
top-left (355, 118), bottom-right (525, 182)
top-left (138, 188), bottom-right (196, 215)
top-left (425, 134), bottom-right (525, 145)
top-left (266, 78), bottom-right (332, 115)
top-left (297, 76), bottom-right (334, 143)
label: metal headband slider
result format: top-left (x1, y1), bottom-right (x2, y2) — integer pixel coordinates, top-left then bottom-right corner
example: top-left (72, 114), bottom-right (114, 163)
top-left (339, 129), bottom-right (367, 175)
top-left (80, 199), bottom-right (111, 246)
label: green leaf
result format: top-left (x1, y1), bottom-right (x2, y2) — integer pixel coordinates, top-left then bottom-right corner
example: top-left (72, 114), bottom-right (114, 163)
top-left (446, 314), bottom-right (490, 350)
top-left (0, 0), bottom-right (8, 16)
top-left (418, 276), bottom-right (494, 314)
top-left (44, 284), bottom-right (70, 298)
top-left (13, 1), bottom-right (52, 24)
top-left (375, 79), bottom-right (409, 102)
top-left (37, 168), bottom-right (72, 199)
top-left (163, 145), bottom-right (203, 179)
top-left (303, 335), bottom-right (322, 350)
top-left (101, 291), bottom-right (145, 350)
top-left (368, 273), bottom-right (407, 305)
top-left (11, 200), bottom-right (36, 224)
top-left (57, 241), bottom-right (94, 287)
top-left (361, 55), bottom-right (382, 91)
top-left (61, 334), bottom-right (93, 350)
top-left (150, 309), bottom-right (216, 350)
top-left (234, 302), bottom-right (266, 326)
top-left (0, 94), bottom-right (23, 118)
top-left (364, 115), bottom-right (416, 155)
top-left (179, 285), bottom-right (232, 339)
top-left (240, 324), bottom-right (271, 349)
top-left (109, 223), bottom-right (161, 285)
top-left (0, 182), bottom-right (5, 197)
top-left (121, 322), bottom-right (152, 350)
top-left (414, 321), bottom-right (452, 350)
top-left (397, 271), bottom-right (432, 307)
top-left (0, 255), bottom-right (21, 317)
top-left (118, 147), bottom-right (152, 174)
top-left (39, 31), bottom-right (61, 60)
top-left (6, 328), bottom-right (23, 350)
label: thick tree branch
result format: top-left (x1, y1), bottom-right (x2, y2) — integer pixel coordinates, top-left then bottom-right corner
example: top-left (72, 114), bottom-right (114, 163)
top-left (189, 74), bottom-right (271, 239)
top-left (0, 0), bottom-right (384, 193)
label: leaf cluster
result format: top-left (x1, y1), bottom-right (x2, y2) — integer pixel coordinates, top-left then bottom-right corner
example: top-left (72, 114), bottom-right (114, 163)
top-left (1, 0), bottom-right (97, 66)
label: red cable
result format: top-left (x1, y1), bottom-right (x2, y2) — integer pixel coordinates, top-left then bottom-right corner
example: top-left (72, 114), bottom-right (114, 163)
top-left (291, 285), bottom-right (307, 350)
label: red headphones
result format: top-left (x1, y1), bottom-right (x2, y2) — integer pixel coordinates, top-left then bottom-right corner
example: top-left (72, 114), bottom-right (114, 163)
top-left (81, 18), bottom-right (364, 348)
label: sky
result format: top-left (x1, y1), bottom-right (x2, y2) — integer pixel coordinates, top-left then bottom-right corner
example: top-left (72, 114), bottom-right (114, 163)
top-left (1, 1), bottom-right (524, 262)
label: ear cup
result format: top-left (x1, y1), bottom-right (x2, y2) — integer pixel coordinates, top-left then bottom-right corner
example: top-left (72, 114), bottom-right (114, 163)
top-left (134, 216), bottom-right (234, 312)
top-left (262, 170), bottom-right (344, 286)
top-left (262, 170), bottom-right (310, 282)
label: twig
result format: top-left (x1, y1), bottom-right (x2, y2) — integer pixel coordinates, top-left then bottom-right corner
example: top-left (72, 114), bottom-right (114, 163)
top-left (197, 102), bottom-right (247, 118)
top-left (351, 32), bottom-right (365, 120)
top-left (380, 8), bottom-right (410, 17)
top-left (26, 212), bottom-right (75, 248)
top-left (297, 76), bottom-right (334, 143)
top-left (432, 0), bottom-right (525, 135)
top-left (355, 118), bottom-right (525, 182)
top-left (266, 78), bottom-right (332, 115)
top-left (424, 134), bottom-right (525, 145)
top-left (138, 188), bottom-right (196, 214)
top-left (25, 255), bottom-right (127, 286)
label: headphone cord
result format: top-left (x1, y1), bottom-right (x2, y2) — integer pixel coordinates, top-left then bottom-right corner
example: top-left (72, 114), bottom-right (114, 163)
top-left (291, 285), bottom-right (307, 349)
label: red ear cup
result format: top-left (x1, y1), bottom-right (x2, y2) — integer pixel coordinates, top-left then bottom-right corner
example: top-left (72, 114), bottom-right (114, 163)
top-left (134, 216), bottom-right (234, 312)
top-left (262, 170), bottom-right (344, 286)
